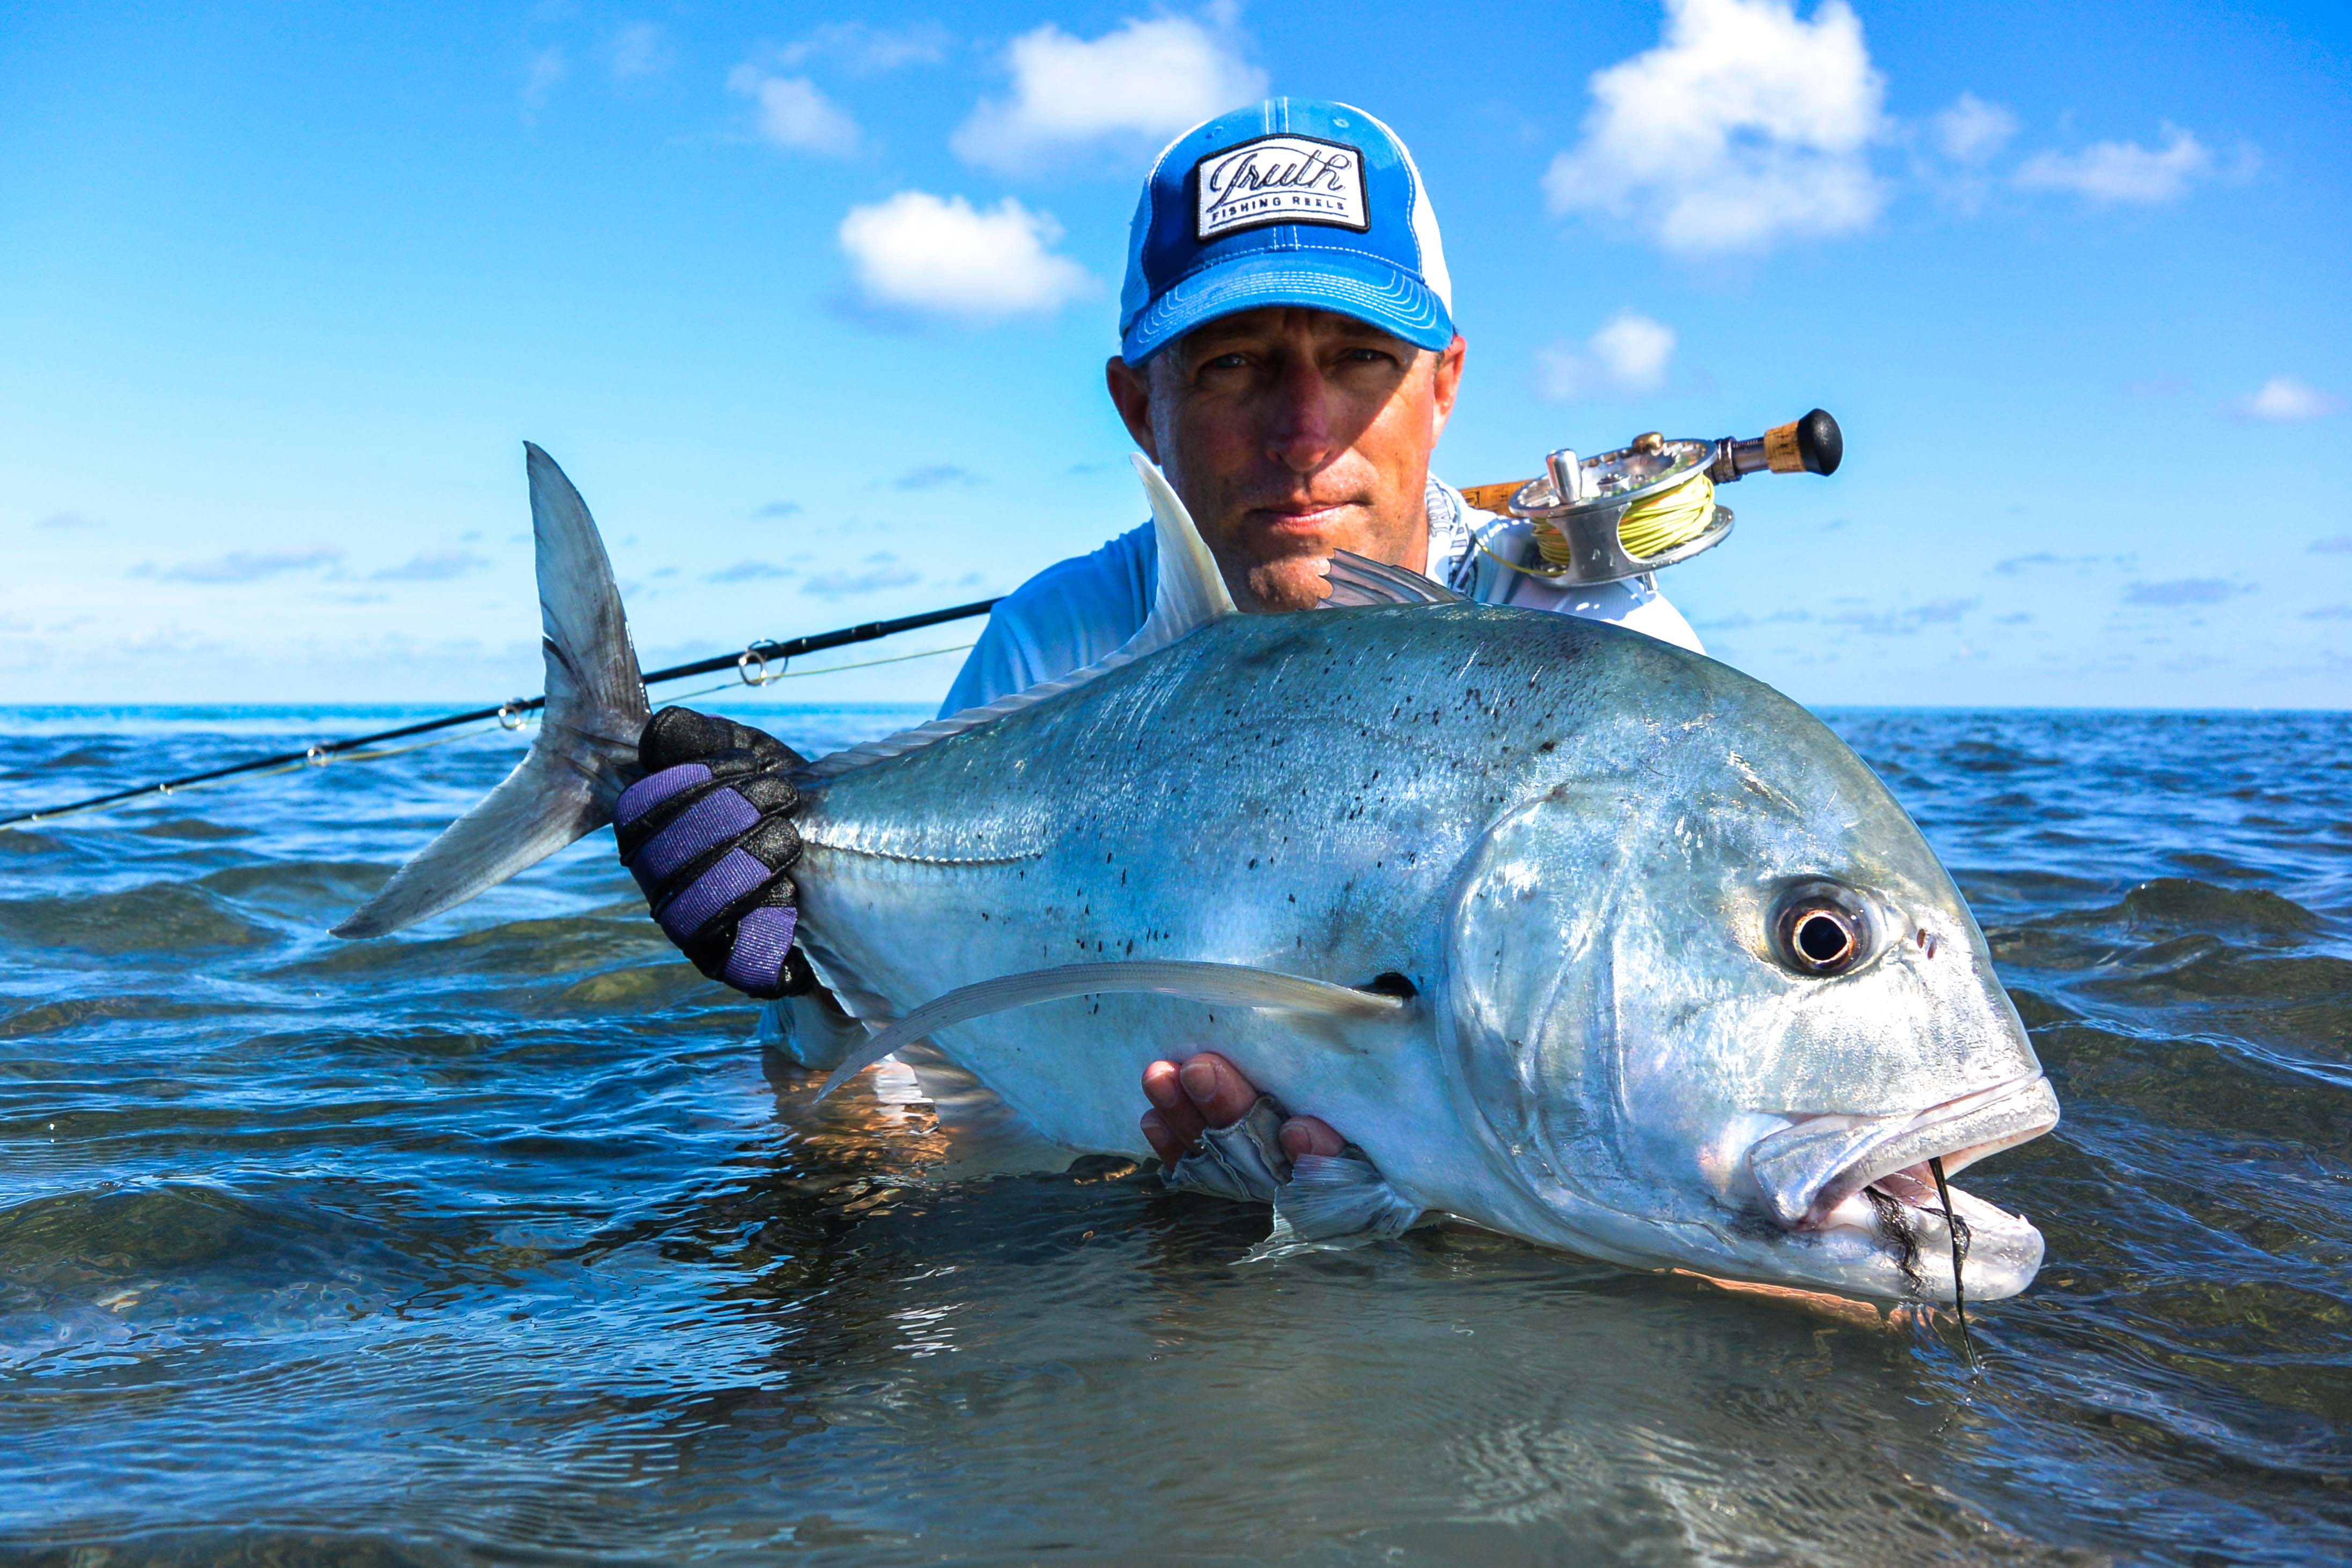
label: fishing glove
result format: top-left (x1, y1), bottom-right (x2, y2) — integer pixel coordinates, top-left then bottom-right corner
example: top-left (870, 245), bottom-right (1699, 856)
top-left (614, 706), bottom-right (814, 999)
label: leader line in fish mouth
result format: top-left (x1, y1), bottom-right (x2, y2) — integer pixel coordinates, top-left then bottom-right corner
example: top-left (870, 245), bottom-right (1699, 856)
top-left (1928, 1153), bottom-right (1979, 1373)
top-left (1739, 1072), bottom-right (2055, 1305)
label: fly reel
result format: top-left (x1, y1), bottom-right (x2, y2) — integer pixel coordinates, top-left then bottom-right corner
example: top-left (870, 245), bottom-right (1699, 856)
top-left (1459, 409), bottom-right (1842, 586)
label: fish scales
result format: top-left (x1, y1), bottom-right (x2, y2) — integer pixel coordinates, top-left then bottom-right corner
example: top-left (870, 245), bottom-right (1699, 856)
top-left (797, 606), bottom-right (1731, 1197)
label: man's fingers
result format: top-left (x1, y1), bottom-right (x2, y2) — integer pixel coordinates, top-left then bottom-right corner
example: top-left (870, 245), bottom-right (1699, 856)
top-left (1144, 1051), bottom-right (1285, 1168)
top-left (1146, 1055), bottom-right (1347, 1178)
top-left (1177, 1051), bottom-right (1261, 1129)
top-left (1278, 1115), bottom-right (1347, 1160)
top-left (1140, 1109), bottom-right (1186, 1167)
top-left (640, 706), bottom-right (803, 772)
top-left (1142, 1059), bottom-right (1206, 1150)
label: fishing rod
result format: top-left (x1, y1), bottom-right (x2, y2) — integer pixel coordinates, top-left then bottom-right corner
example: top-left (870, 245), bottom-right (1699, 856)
top-left (1, 598), bottom-right (999, 829)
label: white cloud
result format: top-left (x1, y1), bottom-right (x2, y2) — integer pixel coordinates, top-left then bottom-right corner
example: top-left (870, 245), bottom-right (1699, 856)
top-left (2016, 124), bottom-right (2211, 203)
top-left (838, 192), bottom-right (1097, 319)
top-left (728, 67), bottom-right (858, 156)
top-left (952, 18), bottom-right (1267, 172)
top-left (1934, 93), bottom-right (2017, 163)
top-left (1543, 0), bottom-right (1886, 256)
top-left (2240, 377), bottom-right (2346, 422)
top-left (130, 549), bottom-right (343, 585)
top-left (804, 553), bottom-right (922, 598)
top-left (521, 47), bottom-right (567, 116)
top-left (609, 23), bottom-right (672, 83)
top-left (1537, 313), bottom-right (1677, 400)
top-left (372, 550), bottom-right (488, 583)
top-left (779, 21), bottom-right (951, 75)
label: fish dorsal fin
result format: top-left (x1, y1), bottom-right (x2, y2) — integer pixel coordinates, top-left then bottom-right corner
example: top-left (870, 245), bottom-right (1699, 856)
top-left (1122, 454), bottom-right (1237, 656)
top-left (815, 959), bottom-right (1406, 1101)
top-left (1317, 549), bottom-right (1464, 608)
top-left (800, 458), bottom-right (1236, 784)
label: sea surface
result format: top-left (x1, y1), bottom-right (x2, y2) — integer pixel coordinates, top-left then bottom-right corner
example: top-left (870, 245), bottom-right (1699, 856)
top-left (1, 702), bottom-right (2347, 1565)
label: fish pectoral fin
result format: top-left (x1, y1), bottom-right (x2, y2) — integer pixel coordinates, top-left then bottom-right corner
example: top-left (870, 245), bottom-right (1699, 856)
top-left (1250, 1152), bottom-right (1422, 1258)
top-left (814, 959), bottom-right (1406, 1101)
top-left (1317, 549), bottom-right (1464, 608)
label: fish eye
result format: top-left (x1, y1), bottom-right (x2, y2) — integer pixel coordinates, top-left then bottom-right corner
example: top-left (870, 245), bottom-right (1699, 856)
top-left (1770, 882), bottom-right (1872, 977)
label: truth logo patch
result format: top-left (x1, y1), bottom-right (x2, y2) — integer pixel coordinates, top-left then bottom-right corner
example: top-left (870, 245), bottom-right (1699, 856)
top-left (1194, 134), bottom-right (1369, 241)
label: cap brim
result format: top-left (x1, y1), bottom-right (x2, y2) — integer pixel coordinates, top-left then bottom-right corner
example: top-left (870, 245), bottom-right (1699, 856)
top-left (1121, 251), bottom-right (1456, 364)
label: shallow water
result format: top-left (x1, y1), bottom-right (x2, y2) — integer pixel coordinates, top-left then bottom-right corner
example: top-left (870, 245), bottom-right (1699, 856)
top-left (1, 703), bottom-right (2347, 1565)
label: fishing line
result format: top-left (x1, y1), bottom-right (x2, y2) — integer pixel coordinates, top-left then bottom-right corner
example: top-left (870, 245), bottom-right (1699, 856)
top-left (1928, 1154), bottom-right (1981, 1377)
top-left (1475, 472), bottom-right (1719, 577)
top-left (1612, 473), bottom-right (1717, 561)
top-left (1, 600), bottom-right (993, 830)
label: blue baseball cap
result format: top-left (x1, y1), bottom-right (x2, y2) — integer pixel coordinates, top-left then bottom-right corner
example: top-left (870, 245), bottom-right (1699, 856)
top-left (1119, 98), bottom-right (1455, 365)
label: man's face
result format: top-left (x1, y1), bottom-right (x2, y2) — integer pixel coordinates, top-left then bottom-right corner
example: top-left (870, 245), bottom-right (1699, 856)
top-left (1105, 307), bottom-right (1466, 612)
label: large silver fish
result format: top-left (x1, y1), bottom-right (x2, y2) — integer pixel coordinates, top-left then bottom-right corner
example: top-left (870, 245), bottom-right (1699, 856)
top-left (339, 445), bottom-right (2059, 1306)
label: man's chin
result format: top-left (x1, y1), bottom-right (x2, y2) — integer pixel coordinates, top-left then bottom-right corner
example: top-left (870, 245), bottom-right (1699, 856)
top-left (1239, 555), bottom-right (1342, 613)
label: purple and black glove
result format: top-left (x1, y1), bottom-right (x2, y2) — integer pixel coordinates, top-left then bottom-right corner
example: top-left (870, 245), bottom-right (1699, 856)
top-left (615, 706), bottom-right (814, 999)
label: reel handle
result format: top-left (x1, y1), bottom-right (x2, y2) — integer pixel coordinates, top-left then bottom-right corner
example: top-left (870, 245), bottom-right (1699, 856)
top-left (1710, 408), bottom-right (1841, 482)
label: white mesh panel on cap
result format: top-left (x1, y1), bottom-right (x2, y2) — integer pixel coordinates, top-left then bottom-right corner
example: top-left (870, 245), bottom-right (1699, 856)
top-left (1353, 104), bottom-right (1451, 315)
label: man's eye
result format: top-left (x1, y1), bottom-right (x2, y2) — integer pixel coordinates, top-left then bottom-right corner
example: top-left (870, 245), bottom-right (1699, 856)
top-left (1205, 352), bottom-right (1251, 371)
top-left (1341, 348), bottom-right (1395, 365)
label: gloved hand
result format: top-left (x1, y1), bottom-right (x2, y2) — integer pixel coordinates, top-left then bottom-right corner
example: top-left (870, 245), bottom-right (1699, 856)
top-left (614, 706), bottom-right (814, 998)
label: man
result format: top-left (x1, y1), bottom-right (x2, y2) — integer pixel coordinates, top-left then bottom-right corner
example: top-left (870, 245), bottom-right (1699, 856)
top-left (614, 98), bottom-right (1701, 1190)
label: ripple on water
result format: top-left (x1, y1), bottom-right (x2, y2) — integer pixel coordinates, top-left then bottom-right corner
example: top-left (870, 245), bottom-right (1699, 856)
top-left (0, 881), bottom-right (274, 955)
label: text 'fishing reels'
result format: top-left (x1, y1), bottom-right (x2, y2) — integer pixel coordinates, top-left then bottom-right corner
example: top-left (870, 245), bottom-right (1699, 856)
top-left (1459, 409), bottom-right (1843, 586)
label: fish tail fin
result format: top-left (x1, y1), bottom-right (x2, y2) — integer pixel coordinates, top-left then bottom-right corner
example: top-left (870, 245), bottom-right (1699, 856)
top-left (332, 443), bottom-right (650, 939)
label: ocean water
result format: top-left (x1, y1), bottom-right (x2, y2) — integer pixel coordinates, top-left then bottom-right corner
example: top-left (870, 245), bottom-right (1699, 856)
top-left (1, 702), bottom-right (2347, 1565)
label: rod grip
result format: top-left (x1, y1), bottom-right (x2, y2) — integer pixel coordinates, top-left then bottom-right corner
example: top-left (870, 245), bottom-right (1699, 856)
top-left (1458, 480), bottom-right (1532, 516)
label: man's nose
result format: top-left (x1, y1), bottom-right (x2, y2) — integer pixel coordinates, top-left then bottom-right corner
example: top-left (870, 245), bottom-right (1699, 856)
top-left (1265, 357), bottom-right (1341, 475)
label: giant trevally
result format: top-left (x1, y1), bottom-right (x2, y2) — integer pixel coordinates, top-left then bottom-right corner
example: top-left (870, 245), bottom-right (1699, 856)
top-left (336, 444), bottom-right (2060, 1307)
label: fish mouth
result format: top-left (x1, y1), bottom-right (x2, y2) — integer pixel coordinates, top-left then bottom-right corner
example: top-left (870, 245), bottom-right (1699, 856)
top-left (1738, 1074), bottom-right (2059, 1302)
top-left (1748, 1073), bottom-right (2060, 1233)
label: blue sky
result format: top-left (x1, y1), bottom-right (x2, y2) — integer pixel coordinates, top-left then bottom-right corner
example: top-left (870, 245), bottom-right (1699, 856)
top-left (4, 0), bottom-right (2348, 708)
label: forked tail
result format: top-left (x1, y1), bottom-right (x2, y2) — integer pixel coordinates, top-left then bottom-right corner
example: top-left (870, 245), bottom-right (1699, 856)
top-left (332, 444), bottom-right (649, 938)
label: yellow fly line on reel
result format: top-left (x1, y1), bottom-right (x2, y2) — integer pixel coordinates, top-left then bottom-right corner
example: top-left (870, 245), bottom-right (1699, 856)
top-left (1526, 469), bottom-right (1717, 569)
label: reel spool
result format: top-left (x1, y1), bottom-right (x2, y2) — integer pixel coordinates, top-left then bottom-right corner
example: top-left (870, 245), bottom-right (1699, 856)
top-left (1459, 409), bottom-right (1842, 587)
